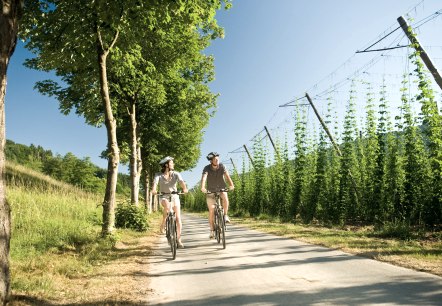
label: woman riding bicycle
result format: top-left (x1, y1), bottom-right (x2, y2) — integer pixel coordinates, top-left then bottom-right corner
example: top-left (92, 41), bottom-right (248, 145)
top-left (200, 152), bottom-right (234, 239)
top-left (151, 156), bottom-right (188, 248)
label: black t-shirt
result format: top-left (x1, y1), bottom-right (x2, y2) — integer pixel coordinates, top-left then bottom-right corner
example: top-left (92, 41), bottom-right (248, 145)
top-left (202, 163), bottom-right (227, 192)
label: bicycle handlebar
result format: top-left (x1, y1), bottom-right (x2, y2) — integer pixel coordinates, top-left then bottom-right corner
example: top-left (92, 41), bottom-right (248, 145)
top-left (206, 188), bottom-right (229, 194)
top-left (158, 191), bottom-right (186, 195)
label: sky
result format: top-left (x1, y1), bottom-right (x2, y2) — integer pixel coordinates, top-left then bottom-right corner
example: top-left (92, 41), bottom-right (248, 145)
top-left (5, 0), bottom-right (442, 188)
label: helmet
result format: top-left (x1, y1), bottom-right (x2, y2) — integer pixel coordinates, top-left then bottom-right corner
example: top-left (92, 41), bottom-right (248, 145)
top-left (206, 152), bottom-right (219, 161)
top-left (159, 156), bottom-right (173, 166)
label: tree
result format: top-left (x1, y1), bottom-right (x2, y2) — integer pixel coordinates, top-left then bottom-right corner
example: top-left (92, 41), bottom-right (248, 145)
top-left (25, 0), bottom-right (230, 218)
top-left (21, 0), bottom-right (144, 235)
top-left (0, 0), bottom-right (22, 303)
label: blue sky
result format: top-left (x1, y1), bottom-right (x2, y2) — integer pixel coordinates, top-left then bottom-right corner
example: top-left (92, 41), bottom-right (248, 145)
top-left (5, 0), bottom-right (442, 188)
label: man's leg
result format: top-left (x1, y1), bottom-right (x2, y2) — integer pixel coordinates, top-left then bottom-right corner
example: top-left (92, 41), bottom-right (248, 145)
top-left (206, 194), bottom-right (216, 238)
top-left (220, 192), bottom-right (230, 222)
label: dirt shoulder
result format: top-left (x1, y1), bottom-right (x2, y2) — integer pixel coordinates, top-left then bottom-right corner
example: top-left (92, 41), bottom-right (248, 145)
top-left (9, 230), bottom-right (162, 306)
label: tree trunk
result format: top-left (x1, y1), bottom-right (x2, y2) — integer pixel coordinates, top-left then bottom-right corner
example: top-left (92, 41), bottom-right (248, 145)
top-left (129, 100), bottom-right (142, 206)
top-left (0, 1), bottom-right (22, 303)
top-left (143, 169), bottom-right (151, 212)
top-left (98, 50), bottom-right (119, 236)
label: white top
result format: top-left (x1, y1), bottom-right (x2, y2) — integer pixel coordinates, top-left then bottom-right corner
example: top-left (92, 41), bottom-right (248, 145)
top-left (153, 171), bottom-right (184, 193)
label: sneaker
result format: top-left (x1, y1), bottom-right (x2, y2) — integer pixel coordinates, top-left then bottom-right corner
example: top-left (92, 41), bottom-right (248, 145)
top-left (224, 215), bottom-right (231, 223)
top-left (209, 231), bottom-right (214, 239)
top-left (177, 241), bottom-right (184, 248)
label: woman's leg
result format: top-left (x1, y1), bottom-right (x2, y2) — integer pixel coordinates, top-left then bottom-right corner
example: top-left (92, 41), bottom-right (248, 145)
top-left (172, 196), bottom-right (182, 240)
top-left (160, 198), bottom-right (170, 232)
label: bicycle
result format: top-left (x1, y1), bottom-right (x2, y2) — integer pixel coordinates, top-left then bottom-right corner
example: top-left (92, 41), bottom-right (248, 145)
top-left (158, 191), bottom-right (184, 260)
top-left (207, 189), bottom-right (229, 249)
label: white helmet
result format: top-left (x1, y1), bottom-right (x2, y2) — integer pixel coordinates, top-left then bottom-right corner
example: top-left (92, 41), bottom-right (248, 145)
top-left (206, 152), bottom-right (219, 161)
top-left (159, 156), bottom-right (173, 166)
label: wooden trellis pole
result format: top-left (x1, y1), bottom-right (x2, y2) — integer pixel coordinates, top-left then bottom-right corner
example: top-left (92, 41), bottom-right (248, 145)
top-left (230, 158), bottom-right (238, 174)
top-left (243, 144), bottom-right (255, 168)
top-left (398, 15), bottom-right (442, 91)
top-left (264, 126), bottom-right (279, 156)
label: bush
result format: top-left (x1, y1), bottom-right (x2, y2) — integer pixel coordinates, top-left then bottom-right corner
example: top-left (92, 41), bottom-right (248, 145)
top-left (372, 221), bottom-right (415, 240)
top-left (115, 202), bottom-right (149, 232)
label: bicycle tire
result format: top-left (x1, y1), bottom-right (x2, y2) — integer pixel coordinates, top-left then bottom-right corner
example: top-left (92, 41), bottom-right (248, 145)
top-left (216, 208), bottom-right (222, 243)
top-left (166, 216), bottom-right (171, 246)
top-left (170, 216), bottom-right (177, 260)
top-left (221, 214), bottom-right (226, 249)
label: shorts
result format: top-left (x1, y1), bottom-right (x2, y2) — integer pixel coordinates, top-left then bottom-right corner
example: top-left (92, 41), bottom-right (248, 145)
top-left (206, 193), bottom-right (216, 208)
top-left (159, 194), bottom-right (180, 208)
top-left (206, 192), bottom-right (227, 208)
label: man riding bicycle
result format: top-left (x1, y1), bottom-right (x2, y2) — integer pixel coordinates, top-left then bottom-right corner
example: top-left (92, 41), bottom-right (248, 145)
top-left (151, 156), bottom-right (188, 248)
top-left (200, 152), bottom-right (234, 239)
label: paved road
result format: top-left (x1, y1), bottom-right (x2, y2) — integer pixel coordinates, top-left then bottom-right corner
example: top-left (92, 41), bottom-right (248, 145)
top-left (147, 214), bottom-right (442, 305)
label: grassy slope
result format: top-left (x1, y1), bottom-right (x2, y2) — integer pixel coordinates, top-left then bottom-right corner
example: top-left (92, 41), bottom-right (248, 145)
top-left (5, 161), bottom-right (153, 301)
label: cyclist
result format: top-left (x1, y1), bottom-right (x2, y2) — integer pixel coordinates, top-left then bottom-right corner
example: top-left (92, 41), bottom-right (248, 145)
top-left (200, 152), bottom-right (234, 239)
top-left (151, 156), bottom-right (188, 248)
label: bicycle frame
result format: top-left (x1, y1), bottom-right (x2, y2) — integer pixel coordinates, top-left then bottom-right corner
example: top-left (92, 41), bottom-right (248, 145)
top-left (207, 189), bottom-right (228, 249)
top-left (158, 192), bottom-right (184, 260)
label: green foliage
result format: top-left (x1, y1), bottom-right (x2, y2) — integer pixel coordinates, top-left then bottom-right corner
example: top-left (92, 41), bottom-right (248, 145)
top-left (291, 103), bottom-right (308, 221)
top-left (215, 54), bottom-right (440, 233)
top-left (251, 137), bottom-right (268, 217)
top-left (7, 164), bottom-right (103, 256)
top-left (115, 202), bottom-right (149, 232)
top-left (412, 50), bottom-right (442, 226)
top-left (371, 221), bottom-right (414, 240)
top-left (6, 140), bottom-right (130, 194)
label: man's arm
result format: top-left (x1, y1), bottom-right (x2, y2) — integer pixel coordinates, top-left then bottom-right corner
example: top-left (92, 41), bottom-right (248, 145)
top-left (224, 170), bottom-right (235, 191)
top-left (200, 172), bottom-right (208, 193)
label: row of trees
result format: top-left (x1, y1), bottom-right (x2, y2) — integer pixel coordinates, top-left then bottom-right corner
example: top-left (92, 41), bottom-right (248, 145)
top-left (1, 0), bottom-right (231, 303)
top-left (5, 140), bottom-right (130, 193)
top-left (188, 50), bottom-right (441, 229)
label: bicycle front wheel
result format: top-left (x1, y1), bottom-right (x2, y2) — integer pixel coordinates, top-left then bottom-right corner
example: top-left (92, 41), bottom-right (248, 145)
top-left (169, 217), bottom-right (177, 260)
top-left (221, 214), bottom-right (226, 249)
top-left (215, 208), bottom-right (222, 243)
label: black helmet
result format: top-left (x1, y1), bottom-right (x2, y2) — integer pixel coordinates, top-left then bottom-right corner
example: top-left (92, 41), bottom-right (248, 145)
top-left (206, 152), bottom-right (219, 161)
top-left (159, 156), bottom-right (173, 166)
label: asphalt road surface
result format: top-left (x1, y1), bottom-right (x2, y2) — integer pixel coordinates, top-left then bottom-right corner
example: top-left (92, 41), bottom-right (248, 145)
top-left (147, 214), bottom-right (442, 305)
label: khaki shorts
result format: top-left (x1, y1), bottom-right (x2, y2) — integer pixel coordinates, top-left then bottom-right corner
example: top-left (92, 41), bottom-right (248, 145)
top-left (206, 192), bottom-right (227, 208)
top-left (206, 193), bottom-right (216, 208)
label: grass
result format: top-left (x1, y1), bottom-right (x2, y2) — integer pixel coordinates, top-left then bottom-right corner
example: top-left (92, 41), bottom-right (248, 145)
top-left (5, 161), bottom-right (153, 299)
top-left (230, 214), bottom-right (442, 276)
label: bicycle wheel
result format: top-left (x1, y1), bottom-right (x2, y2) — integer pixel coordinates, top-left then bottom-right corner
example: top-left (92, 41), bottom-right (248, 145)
top-left (165, 216), bottom-right (171, 245)
top-left (170, 217), bottom-right (177, 260)
top-left (215, 208), bottom-right (222, 243)
top-left (221, 214), bottom-right (226, 249)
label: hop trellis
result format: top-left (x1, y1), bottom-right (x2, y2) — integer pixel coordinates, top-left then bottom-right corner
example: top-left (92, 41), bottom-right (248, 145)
top-left (187, 2), bottom-right (442, 228)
